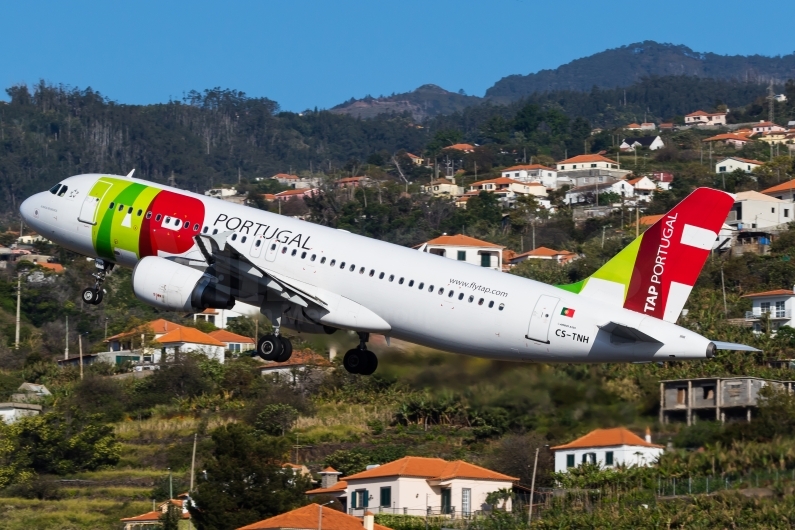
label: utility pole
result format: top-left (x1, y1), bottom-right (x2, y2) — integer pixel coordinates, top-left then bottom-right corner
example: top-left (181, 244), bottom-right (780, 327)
top-left (104, 317), bottom-right (109, 340)
top-left (720, 264), bottom-right (728, 316)
top-left (78, 333), bottom-right (84, 380)
top-left (169, 468), bottom-right (173, 500)
top-left (14, 274), bottom-right (21, 349)
top-left (190, 433), bottom-right (198, 492)
top-left (528, 447), bottom-right (539, 524)
top-left (65, 316), bottom-right (69, 359)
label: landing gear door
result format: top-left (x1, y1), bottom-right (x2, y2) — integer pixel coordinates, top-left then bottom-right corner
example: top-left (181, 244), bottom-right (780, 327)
top-left (78, 180), bottom-right (112, 225)
top-left (264, 241), bottom-right (279, 262)
top-left (526, 295), bottom-right (559, 344)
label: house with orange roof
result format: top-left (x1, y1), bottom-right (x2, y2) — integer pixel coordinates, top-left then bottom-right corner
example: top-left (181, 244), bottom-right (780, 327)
top-left (625, 175), bottom-right (657, 200)
top-left (158, 326), bottom-right (226, 363)
top-left (715, 156), bottom-right (764, 175)
top-left (258, 349), bottom-right (332, 384)
top-left (121, 494), bottom-right (194, 530)
top-left (306, 467), bottom-right (347, 500)
top-left (762, 179), bottom-right (795, 202)
top-left (237, 503), bottom-right (391, 530)
top-left (105, 318), bottom-right (185, 352)
top-left (336, 176), bottom-right (371, 189)
top-left (271, 173), bottom-right (301, 184)
top-left (310, 456), bottom-right (516, 517)
top-left (442, 143), bottom-right (476, 153)
top-left (556, 154), bottom-right (619, 172)
top-left (702, 132), bottom-right (754, 149)
top-left (740, 287), bottom-right (795, 334)
top-left (510, 246), bottom-right (577, 266)
top-left (624, 123), bottom-right (642, 130)
top-left (750, 120), bottom-right (786, 135)
top-left (209, 329), bottom-right (255, 354)
top-left (659, 122), bottom-right (674, 130)
top-left (757, 130), bottom-right (792, 145)
top-left (468, 177), bottom-right (547, 199)
top-left (419, 234), bottom-right (504, 271)
top-left (274, 188), bottom-right (319, 201)
top-left (684, 110), bottom-right (727, 126)
top-left (551, 427), bottom-right (664, 473)
top-left (406, 153), bottom-right (425, 166)
top-left (728, 191), bottom-right (793, 231)
top-left (422, 178), bottom-right (463, 197)
top-left (499, 164), bottom-right (558, 188)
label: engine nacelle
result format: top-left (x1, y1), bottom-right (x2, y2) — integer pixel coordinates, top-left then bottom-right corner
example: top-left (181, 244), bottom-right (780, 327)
top-left (132, 256), bottom-right (234, 312)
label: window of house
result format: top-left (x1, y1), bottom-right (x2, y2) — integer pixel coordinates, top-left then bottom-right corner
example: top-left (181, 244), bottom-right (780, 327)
top-left (380, 486), bottom-right (391, 507)
top-left (566, 454), bottom-right (575, 468)
top-left (785, 209), bottom-right (790, 218)
top-left (761, 302), bottom-right (771, 314)
top-left (605, 451), bottom-right (614, 466)
top-left (462, 488), bottom-right (471, 516)
top-left (776, 301), bottom-right (786, 318)
top-left (480, 254), bottom-right (491, 267)
top-left (591, 163), bottom-right (597, 168)
top-left (457, 251), bottom-right (466, 261)
top-left (352, 489), bottom-right (368, 509)
top-left (676, 387), bottom-right (687, 405)
top-left (772, 208), bottom-right (776, 214)
top-left (703, 385), bottom-right (715, 400)
top-left (582, 453), bottom-right (596, 465)
top-left (719, 166), bottom-right (727, 172)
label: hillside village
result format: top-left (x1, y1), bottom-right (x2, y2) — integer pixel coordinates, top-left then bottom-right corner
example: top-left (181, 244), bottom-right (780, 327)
top-left (1, 80), bottom-right (795, 528)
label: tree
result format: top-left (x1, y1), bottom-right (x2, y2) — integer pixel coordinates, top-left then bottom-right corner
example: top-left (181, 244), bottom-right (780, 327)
top-left (254, 404), bottom-right (300, 436)
top-left (189, 424), bottom-right (309, 530)
top-left (159, 504), bottom-right (182, 530)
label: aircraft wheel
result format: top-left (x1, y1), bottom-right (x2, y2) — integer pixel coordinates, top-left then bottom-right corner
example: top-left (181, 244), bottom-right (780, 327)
top-left (82, 287), bottom-right (101, 305)
top-left (359, 350), bottom-right (378, 376)
top-left (343, 348), bottom-right (366, 374)
top-left (276, 336), bottom-right (293, 362)
top-left (257, 334), bottom-right (283, 361)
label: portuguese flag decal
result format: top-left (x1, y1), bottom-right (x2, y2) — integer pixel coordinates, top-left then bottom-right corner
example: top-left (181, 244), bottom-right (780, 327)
top-left (561, 307), bottom-right (575, 318)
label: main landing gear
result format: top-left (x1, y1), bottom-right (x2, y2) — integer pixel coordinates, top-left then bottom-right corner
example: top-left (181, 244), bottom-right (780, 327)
top-left (343, 333), bottom-right (378, 376)
top-left (82, 259), bottom-right (113, 305)
top-left (256, 330), bottom-right (293, 363)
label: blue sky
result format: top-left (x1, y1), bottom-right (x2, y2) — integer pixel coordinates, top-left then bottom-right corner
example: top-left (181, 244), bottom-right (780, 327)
top-left (2, 0), bottom-right (794, 112)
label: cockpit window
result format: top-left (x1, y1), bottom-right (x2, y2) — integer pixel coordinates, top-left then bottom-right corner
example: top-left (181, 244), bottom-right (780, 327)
top-left (49, 184), bottom-right (62, 194)
top-left (57, 186), bottom-right (68, 197)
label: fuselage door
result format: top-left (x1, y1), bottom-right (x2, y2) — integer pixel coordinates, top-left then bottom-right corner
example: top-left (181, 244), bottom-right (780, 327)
top-left (264, 241), bottom-right (279, 262)
top-left (526, 295), bottom-right (560, 344)
top-left (250, 237), bottom-right (264, 259)
top-left (78, 180), bottom-right (112, 225)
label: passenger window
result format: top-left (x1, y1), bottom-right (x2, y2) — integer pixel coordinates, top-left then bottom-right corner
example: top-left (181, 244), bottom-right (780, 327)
top-left (468, 296), bottom-right (474, 303)
top-left (311, 254), bottom-right (316, 261)
top-left (488, 301), bottom-right (494, 308)
top-left (146, 212), bottom-right (152, 219)
top-left (193, 223), bottom-right (199, 231)
top-left (176, 219), bottom-right (182, 226)
top-left (282, 247), bottom-right (288, 254)
top-left (241, 236), bottom-right (247, 243)
top-left (202, 226), bottom-right (208, 233)
top-left (137, 209), bottom-right (143, 216)
top-left (359, 267), bottom-right (365, 274)
top-left (212, 228), bottom-right (218, 235)
top-left (231, 234), bottom-right (237, 241)
top-left (389, 275), bottom-right (394, 282)
top-left (271, 244), bottom-right (276, 250)
top-left (448, 290), bottom-right (454, 298)
top-left (109, 202), bottom-right (116, 210)
top-left (330, 259), bottom-right (336, 266)
top-left (255, 240), bottom-right (261, 247)
top-left (478, 298), bottom-right (484, 305)
top-left (409, 280), bottom-right (414, 287)
top-left (118, 204), bottom-right (124, 212)
top-left (300, 252), bottom-right (306, 259)
top-left (499, 303), bottom-right (505, 311)
top-left (399, 278), bottom-right (404, 285)
top-left (438, 288), bottom-right (444, 295)
top-left (349, 264), bottom-right (355, 271)
top-left (156, 214), bottom-right (162, 221)
top-left (340, 262), bottom-right (346, 269)
top-left (320, 257), bottom-right (326, 264)
top-left (58, 186), bottom-right (68, 197)
top-left (165, 216), bottom-right (171, 223)
top-left (49, 184), bottom-right (61, 194)
top-left (428, 285), bottom-right (433, 292)
top-left (418, 282), bottom-right (424, 290)
top-left (128, 207), bottom-right (133, 214)
top-left (458, 293), bottom-right (464, 300)
top-left (292, 249), bottom-right (297, 256)
top-left (379, 272), bottom-right (385, 279)
top-left (369, 269), bottom-right (375, 277)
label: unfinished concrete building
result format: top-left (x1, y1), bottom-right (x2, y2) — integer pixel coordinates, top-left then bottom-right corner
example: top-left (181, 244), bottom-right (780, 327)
top-left (659, 377), bottom-right (795, 425)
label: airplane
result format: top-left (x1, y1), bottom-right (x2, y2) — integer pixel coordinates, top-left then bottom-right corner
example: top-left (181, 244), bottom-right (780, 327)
top-left (19, 173), bottom-right (755, 375)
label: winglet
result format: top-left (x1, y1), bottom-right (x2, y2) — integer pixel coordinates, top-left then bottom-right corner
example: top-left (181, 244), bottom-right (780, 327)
top-left (559, 188), bottom-right (735, 323)
top-left (126, 169), bottom-right (135, 178)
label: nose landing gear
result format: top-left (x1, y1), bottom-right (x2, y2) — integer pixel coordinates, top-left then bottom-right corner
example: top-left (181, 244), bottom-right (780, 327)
top-left (343, 332), bottom-right (378, 376)
top-left (82, 259), bottom-right (113, 306)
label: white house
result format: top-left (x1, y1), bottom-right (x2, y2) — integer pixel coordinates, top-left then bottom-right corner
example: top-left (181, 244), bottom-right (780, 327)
top-left (258, 349), bottom-right (332, 384)
top-left (727, 191), bottom-right (793, 230)
top-left (741, 288), bottom-right (795, 334)
top-left (312, 456), bottom-right (516, 517)
top-left (551, 427), bottom-right (664, 473)
top-left (510, 247), bottom-right (577, 266)
top-left (500, 164), bottom-right (558, 189)
top-left (685, 110), bottom-right (727, 126)
top-left (564, 180), bottom-right (635, 205)
top-left (157, 327), bottom-right (226, 363)
top-left (715, 157), bottom-right (764, 174)
top-left (702, 133), bottom-right (754, 149)
top-left (407, 153), bottom-right (425, 166)
top-left (271, 173), bottom-right (301, 185)
top-left (751, 121), bottom-right (786, 135)
top-left (468, 177), bottom-right (547, 198)
top-left (423, 179), bottom-right (463, 197)
top-left (193, 301), bottom-right (260, 329)
top-left (556, 154), bottom-right (619, 172)
top-left (0, 402), bottom-right (42, 424)
top-left (626, 176), bottom-right (657, 201)
top-left (208, 329), bottom-right (255, 354)
top-left (419, 234), bottom-right (504, 271)
top-left (619, 136), bottom-right (665, 151)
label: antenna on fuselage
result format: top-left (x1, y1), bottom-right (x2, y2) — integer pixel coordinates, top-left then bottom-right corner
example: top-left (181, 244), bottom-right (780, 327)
top-left (126, 169), bottom-right (135, 178)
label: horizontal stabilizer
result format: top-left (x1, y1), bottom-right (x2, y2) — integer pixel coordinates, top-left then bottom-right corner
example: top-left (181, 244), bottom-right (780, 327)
top-left (599, 322), bottom-right (661, 344)
top-left (712, 341), bottom-right (761, 352)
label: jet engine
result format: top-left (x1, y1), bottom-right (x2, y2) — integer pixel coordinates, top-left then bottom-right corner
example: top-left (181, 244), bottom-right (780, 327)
top-left (132, 256), bottom-right (235, 312)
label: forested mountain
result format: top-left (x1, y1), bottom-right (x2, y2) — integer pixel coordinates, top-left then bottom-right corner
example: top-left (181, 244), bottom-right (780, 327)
top-left (486, 41), bottom-right (795, 102)
top-left (330, 84), bottom-right (482, 121)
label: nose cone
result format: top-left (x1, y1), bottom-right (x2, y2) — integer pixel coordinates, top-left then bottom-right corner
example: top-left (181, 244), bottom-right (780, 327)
top-left (19, 194), bottom-right (37, 224)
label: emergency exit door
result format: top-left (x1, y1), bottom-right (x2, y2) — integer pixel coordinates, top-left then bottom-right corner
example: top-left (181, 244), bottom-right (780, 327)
top-left (526, 295), bottom-right (559, 343)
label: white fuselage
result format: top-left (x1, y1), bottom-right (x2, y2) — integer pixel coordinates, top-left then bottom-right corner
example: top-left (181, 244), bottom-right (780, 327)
top-left (20, 174), bottom-right (712, 362)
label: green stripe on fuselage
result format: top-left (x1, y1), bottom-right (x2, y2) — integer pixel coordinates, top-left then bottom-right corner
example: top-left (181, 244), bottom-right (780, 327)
top-left (92, 178), bottom-right (159, 261)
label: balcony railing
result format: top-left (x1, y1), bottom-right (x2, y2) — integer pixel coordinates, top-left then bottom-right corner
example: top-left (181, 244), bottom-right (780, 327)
top-left (349, 506), bottom-right (477, 519)
top-left (745, 309), bottom-right (791, 320)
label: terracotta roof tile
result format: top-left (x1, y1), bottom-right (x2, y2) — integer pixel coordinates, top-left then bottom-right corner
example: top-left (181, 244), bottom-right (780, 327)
top-left (551, 427), bottom-right (663, 450)
top-left (237, 503), bottom-right (391, 530)
top-left (424, 234), bottom-right (503, 248)
top-left (321, 467), bottom-right (341, 473)
top-left (306, 480), bottom-right (348, 494)
top-left (762, 179), bottom-right (795, 194)
top-left (276, 189), bottom-right (312, 196)
top-left (105, 319), bottom-right (183, 342)
top-left (502, 164), bottom-right (556, 172)
top-left (209, 329), bottom-right (255, 344)
top-left (158, 327), bottom-right (226, 347)
top-left (443, 143), bottom-right (475, 151)
top-left (719, 157), bottom-right (764, 166)
top-left (741, 289), bottom-right (795, 298)
top-left (260, 349), bottom-right (331, 369)
top-left (37, 262), bottom-right (64, 272)
top-left (471, 177), bottom-right (535, 187)
top-left (342, 456), bottom-right (517, 482)
top-left (273, 173), bottom-right (300, 179)
top-left (557, 154), bottom-right (618, 165)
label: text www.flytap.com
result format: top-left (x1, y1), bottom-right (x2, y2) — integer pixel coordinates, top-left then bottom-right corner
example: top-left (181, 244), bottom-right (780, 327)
top-left (449, 279), bottom-right (508, 297)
